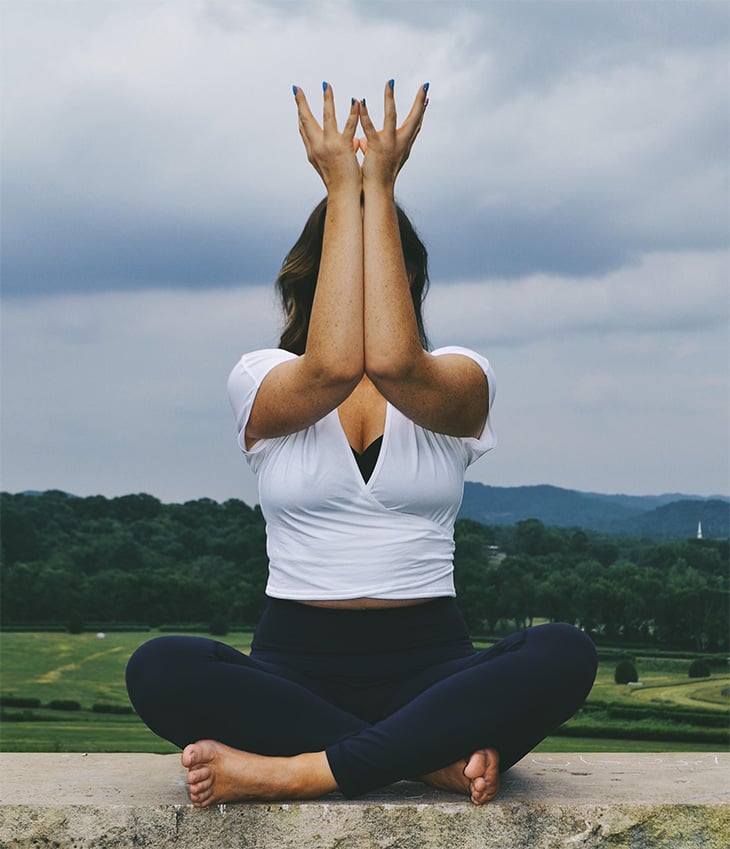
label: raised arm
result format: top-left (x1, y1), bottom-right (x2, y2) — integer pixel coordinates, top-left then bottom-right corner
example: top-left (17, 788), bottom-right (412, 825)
top-left (359, 82), bottom-right (488, 439)
top-left (245, 85), bottom-right (364, 447)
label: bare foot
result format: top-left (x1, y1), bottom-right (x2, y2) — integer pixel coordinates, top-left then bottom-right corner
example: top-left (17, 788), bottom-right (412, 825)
top-left (421, 747), bottom-right (499, 806)
top-left (181, 740), bottom-right (337, 808)
top-left (464, 748), bottom-right (500, 805)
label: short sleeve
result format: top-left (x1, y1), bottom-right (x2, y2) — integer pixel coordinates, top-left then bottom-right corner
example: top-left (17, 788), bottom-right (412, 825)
top-left (432, 345), bottom-right (497, 466)
top-left (227, 348), bottom-right (298, 454)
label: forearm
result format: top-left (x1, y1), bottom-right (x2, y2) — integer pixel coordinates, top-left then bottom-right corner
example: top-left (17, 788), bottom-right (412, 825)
top-left (305, 187), bottom-right (364, 386)
top-left (362, 183), bottom-right (424, 381)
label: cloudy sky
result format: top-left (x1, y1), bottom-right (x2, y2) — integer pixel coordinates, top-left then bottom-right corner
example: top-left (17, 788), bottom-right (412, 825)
top-left (2, 0), bottom-right (728, 507)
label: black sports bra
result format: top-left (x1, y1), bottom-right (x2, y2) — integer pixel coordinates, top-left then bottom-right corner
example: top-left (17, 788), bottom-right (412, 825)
top-left (351, 436), bottom-right (383, 483)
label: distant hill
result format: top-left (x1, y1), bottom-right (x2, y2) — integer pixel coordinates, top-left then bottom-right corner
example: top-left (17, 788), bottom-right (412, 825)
top-left (611, 498), bottom-right (730, 540)
top-left (459, 483), bottom-right (729, 539)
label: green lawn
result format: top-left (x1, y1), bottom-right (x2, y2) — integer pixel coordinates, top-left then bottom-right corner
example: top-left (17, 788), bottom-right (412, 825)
top-left (0, 630), bottom-right (254, 707)
top-left (2, 631), bottom-right (727, 753)
top-left (0, 715), bottom-right (179, 753)
top-left (533, 738), bottom-right (723, 754)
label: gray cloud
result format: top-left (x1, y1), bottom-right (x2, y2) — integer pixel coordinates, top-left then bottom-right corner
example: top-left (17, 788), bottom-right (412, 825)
top-left (1, 0), bottom-right (727, 501)
top-left (425, 250), bottom-right (728, 349)
top-left (2, 275), bottom-right (727, 504)
top-left (1, 0), bottom-right (727, 294)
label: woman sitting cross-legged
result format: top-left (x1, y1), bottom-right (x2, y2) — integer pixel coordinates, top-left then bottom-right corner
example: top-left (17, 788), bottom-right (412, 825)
top-left (125, 80), bottom-right (597, 807)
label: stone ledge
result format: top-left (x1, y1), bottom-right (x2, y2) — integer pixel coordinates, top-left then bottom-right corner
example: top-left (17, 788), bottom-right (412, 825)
top-left (1, 752), bottom-right (728, 848)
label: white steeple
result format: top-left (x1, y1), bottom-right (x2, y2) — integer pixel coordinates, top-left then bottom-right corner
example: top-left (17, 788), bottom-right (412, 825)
top-left (696, 521), bottom-right (703, 540)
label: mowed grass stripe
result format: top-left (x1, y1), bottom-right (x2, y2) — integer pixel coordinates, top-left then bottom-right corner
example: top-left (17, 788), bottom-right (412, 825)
top-left (0, 720), bottom-right (179, 753)
top-left (1, 631), bottom-right (253, 706)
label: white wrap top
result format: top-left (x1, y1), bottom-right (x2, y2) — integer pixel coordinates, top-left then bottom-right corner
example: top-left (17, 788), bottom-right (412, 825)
top-left (227, 346), bottom-right (496, 600)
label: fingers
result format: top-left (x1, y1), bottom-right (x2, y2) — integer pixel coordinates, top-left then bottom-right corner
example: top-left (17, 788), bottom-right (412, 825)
top-left (359, 81), bottom-right (428, 139)
top-left (295, 83), bottom-right (361, 139)
top-left (295, 80), bottom-right (428, 136)
top-left (358, 97), bottom-right (377, 140)
top-left (322, 81), bottom-right (337, 135)
top-left (399, 82), bottom-right (429, 138)
top-left (342, 96), bottom-right (361, 141)
top-left (293, 86), bottom-right (322, 142)
top-left (383, 78), bottom-right (397, 132)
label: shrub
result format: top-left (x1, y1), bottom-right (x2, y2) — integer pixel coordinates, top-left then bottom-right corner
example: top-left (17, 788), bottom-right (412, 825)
top-left (0, 696), bottom-right (41, 708)
top-left (67, 616), bottom-right (84, 634)
top-left (92, 703), bottom-right (134, 715)
top-left (688, 659), bottom-right (711, 678)
top-left (1, 709), bottom-right (38, 722)
top-left (47, 699), bottom-right (81, 711)
top-left (614, 659), bottom-right (638, 684)
top-left (209, 616), bottom-right (229, 636)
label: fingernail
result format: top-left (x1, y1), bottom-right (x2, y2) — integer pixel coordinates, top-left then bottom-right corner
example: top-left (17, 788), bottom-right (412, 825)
top-left (361, 98), bottom-right (366, 107)
top-left (424, 98), bottom-right (429, 108)
top-left (292, 85), bottom-right (297, 96)
top-left (423, 82), bottom-right (430, 93)
top-left (351, 97), bottom-right (356, 106)
top-left (322, 81), bottom-right (328, 92)
top-left (388, 79), bottom-right (394, 90)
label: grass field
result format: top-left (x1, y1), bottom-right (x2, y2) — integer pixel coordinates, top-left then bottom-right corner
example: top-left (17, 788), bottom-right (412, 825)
top-left (2, 630), bottom-right (728, 753)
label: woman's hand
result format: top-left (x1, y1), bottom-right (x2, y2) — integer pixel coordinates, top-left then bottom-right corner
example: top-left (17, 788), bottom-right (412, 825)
top-left (359, 80), bottom-right (428, 191)
top-left (294, 83), bottom-right (361, 193)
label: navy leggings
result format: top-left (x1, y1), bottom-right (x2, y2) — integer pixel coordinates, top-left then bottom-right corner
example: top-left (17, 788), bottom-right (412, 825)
top-left (125, 598), bottom-right (597, 798)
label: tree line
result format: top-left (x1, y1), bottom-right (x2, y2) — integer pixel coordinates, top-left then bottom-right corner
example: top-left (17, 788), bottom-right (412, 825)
top-left (1, 491), bottom-right (727, 650)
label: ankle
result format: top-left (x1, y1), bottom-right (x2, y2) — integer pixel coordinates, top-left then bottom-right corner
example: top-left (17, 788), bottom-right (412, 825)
top-left (288, 751), bottom-right (338, 798)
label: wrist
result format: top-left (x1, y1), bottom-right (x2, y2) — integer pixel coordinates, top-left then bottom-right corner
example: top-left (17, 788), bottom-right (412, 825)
top-left (325, 181), bottom-right (363, 202)
top-left (361, 176), bottom-right (396, 199)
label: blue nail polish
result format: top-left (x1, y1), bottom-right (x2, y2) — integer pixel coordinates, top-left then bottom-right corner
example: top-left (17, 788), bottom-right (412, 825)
top-left (423, 82), bottom-right (430, 93)
top-left (351, 97), bottom-right (356, 106)
top-left (292, 85), bottom-right (297, 96)
top-left (322, 81), bottom-right (328, 92)
top-left (361, 98), bottom-right (366, 107)
top-left (388, 79), bottom-right (394, 90)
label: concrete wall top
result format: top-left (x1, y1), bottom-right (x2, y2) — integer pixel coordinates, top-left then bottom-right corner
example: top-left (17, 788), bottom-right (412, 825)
top-left (1, 752), bottom-right (728, 848)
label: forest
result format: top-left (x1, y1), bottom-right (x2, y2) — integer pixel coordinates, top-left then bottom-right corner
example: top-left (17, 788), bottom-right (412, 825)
top-left (1, 490), bottom-right (727, 651)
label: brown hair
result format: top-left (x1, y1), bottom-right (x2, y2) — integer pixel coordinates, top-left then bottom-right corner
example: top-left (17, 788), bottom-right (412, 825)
top-left (276, 198), bottom-right (430, 355)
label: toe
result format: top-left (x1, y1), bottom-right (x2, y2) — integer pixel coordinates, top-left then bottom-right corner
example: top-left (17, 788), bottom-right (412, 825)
top-left (187, 766), bottom-right (212, 785)
top-left (471, 776), bottom-right (487, 794)
top-left (463, 750), bottom-right (487, 780)
top-left (190, 775), bottom-right (214, 794)
top-left (181, 744), bottom-right (196, 768)
top-left (191, 793), bottom-right (211, 808)
top-left (182, 739), bottom-right (216, 769)
top-left (471, 786), bottom-right (493, 806)
top-left (190, 784), bottom-right (214, 805)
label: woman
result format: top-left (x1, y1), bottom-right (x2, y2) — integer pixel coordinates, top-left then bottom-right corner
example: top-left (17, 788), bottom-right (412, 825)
top-left (126, 81), bottom-right (597, 807)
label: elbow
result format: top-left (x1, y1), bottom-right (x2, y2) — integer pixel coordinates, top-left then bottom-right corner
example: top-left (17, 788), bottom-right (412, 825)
top-left (307, 354), bottom-right (364, 392)
top-left (330, 350), bottom-right (365, 388)
top-left (331, 366), bottom-right (365, 394)
top-left (364, 350), bottom-right (416, 385)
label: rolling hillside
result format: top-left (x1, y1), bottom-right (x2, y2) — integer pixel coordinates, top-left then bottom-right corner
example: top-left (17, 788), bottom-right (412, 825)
top-left (458, 483), bottom-right (729, 538)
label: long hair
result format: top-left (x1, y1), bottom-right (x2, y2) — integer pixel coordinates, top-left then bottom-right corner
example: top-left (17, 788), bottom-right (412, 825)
top-left (276, 198), bottom-right (430, 355)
